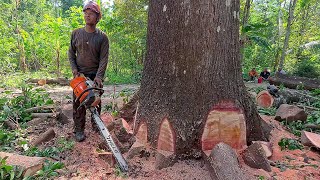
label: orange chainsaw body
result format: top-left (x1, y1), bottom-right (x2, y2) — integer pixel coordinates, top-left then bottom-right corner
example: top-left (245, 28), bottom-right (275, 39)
top-left (70, 76), bottom-right (90, 103)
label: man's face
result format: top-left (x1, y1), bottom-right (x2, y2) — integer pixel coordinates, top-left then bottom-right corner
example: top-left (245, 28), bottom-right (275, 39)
top-left (84, 9), bottom-right (98, 25)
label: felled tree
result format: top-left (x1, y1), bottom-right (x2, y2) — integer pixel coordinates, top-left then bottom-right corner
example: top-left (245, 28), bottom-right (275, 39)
top-left (135, 0), bottom-right (271, 164)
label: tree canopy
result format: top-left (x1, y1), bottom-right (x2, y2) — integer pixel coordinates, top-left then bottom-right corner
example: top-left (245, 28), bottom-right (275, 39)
top-left (0, 0), bottom-right (319, 85)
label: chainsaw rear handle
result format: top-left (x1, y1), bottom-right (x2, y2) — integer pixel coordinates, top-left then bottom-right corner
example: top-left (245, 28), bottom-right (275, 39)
top-left (74, 87), bottom-right (104, 104)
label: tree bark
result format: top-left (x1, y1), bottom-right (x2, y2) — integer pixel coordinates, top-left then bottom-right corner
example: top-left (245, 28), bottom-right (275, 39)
top-left (279, 0), bottom-right (298, 68)
top-left (137, 1), bottom-right (271, 156)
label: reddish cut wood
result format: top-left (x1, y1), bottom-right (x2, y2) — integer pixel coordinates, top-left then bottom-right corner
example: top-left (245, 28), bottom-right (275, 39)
top-left (135, 121), bottom-right (148, 144)
top-left (157, 118), bottom-right (175, 152)
top-left (201, 101), bottom-right (246, 152)
top-left (256, 90), bottom-right (274, 108)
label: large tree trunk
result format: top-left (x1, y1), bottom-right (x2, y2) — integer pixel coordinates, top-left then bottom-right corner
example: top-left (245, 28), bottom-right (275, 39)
top-left (136, 0), bottom-right (271, 157)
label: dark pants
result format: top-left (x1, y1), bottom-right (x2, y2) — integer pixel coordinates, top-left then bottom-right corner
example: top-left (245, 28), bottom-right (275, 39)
top-left (73, 74), bottom-right (101, 132)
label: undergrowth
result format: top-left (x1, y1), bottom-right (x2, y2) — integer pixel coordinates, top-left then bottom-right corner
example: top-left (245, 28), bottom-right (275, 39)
top-left (278, 138), bottom-right (304, 151)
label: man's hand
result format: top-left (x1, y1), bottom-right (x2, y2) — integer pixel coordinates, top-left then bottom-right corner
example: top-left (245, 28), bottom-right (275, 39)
top-left (94, 77), bottom-right (103, 88)
top-left (72, 69), bottom-right (79, 78)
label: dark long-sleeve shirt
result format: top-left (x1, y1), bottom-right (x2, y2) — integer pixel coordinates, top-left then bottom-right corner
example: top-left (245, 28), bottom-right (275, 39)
top-left (68, 28), bottom-right (109, 80)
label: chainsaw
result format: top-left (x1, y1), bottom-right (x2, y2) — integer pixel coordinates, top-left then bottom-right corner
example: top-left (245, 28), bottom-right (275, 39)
top-left (70, 75), bottom-right (128, 172)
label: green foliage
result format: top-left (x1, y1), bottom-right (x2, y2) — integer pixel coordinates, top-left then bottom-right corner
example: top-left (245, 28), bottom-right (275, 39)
top-left (25, 138), bottom-right (75, 159)
top-left (307, 111), bottom-right (320, 125)
top-left (311, 89), bottom-right (320, 96)
top-left (114, 165), bottom-right (127, 178)
top-left (28, 160), bottom-right (64, 180)
top-left (258, 107), bottom-right (277, 116)
top-left (0, 129), bottom-right (28, 152)
top-left (0, 84), bottom-right (54, 123)
top-left (293, 60), bottom-right (320, 78)
top-left (278, 138), bottom-right (304, 151)
top-left (253, 86), bottom-right (265, 94)
top-left (280, 111), bottom-right (320, 137)
top-left (281, 120), bottom-right (305, 137)
top-left (0, 156), bottom-right (24, 180)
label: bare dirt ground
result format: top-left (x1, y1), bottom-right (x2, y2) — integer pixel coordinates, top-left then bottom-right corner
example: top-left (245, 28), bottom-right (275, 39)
top-left (12, 82), bottom-right (320, 180)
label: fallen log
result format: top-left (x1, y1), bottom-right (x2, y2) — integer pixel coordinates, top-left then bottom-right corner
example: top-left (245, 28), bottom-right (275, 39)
top-left (0, 152), bottom-right (45, 177)
top-left (304, 123), bottom-right (320, 130)
top-left (205, 143), bottom-right (250, 180)
top-left (25, 105), bottom-right (55, 113)
top-left (31, 128), bottom-right (56, 146)
top-left (256, 88), bottom-right (318, 108)
top-left (27, 78), bottom-right (69, 86)
top-left (31, 112), bottom-right (59, 119)
top-left (269, 73), bottom-right (320, 90)
top-left (3, 120), bottom-right (19, 130)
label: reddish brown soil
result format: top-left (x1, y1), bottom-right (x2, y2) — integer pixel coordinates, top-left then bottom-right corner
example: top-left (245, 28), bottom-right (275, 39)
top-left (25, 83), bottom-right (320, 179)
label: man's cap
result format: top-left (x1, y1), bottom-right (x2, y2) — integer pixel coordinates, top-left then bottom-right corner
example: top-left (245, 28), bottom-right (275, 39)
top-left (83, 1), bottom-right (102, 20)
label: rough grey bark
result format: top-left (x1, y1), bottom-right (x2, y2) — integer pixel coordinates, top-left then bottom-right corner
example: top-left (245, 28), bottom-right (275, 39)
top-left (206, 143), bottom-right (249, 180)
top-left (279, 0), bottom-right (298, 68)
top-left (138, 0), bottom-right (271, 155)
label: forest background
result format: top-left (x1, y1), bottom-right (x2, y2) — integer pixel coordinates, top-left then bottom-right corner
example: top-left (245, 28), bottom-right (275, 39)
top-left (0, 0), bottom-right (319, 87)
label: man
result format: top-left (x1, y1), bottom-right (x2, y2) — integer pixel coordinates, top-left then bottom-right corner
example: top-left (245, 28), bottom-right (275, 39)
top-left (260, 68), bottom-right (270, 80)
top-left (248, 68), bottom-right (258, 81)
top-left (68, 1), bottom-right (109, 142)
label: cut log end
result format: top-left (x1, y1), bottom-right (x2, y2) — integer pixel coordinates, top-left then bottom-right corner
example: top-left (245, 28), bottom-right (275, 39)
top-left (256, 90), bottom-right (274, 108)
top-left (301, 131), bottom-right (320, 148)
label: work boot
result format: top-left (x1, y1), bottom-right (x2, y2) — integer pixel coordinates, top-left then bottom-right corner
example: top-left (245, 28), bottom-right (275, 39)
top-left (75, 131), bottom-right (85, 142)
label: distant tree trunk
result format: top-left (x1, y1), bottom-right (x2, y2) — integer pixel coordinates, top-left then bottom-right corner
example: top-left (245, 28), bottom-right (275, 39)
top-left (136, 0), bottom-right (271, 157)
top-left (242, 0), bottom-right (252, 28)
top-left (240, 0), bottom-right (252, 61)
top-left (14, 0), bottom-right (27, 72)
top-left (279, 0), bottom-right (298, 69)
top-left (56, 46), bottom-right (61, 76)
top-left (296, 2), bottom-right (310, 60)
top-left (273, 0), bottom-right (283, 71)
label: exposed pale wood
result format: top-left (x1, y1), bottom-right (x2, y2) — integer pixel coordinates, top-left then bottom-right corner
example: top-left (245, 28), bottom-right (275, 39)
top-left (256, 90), bottom-right (274, 108)
top-left (157, 118), bottom-right (175, 152)
top-left (201, 101), bottom-right (246, 151)
top-left (301, 131), bottom-right (320, 148)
